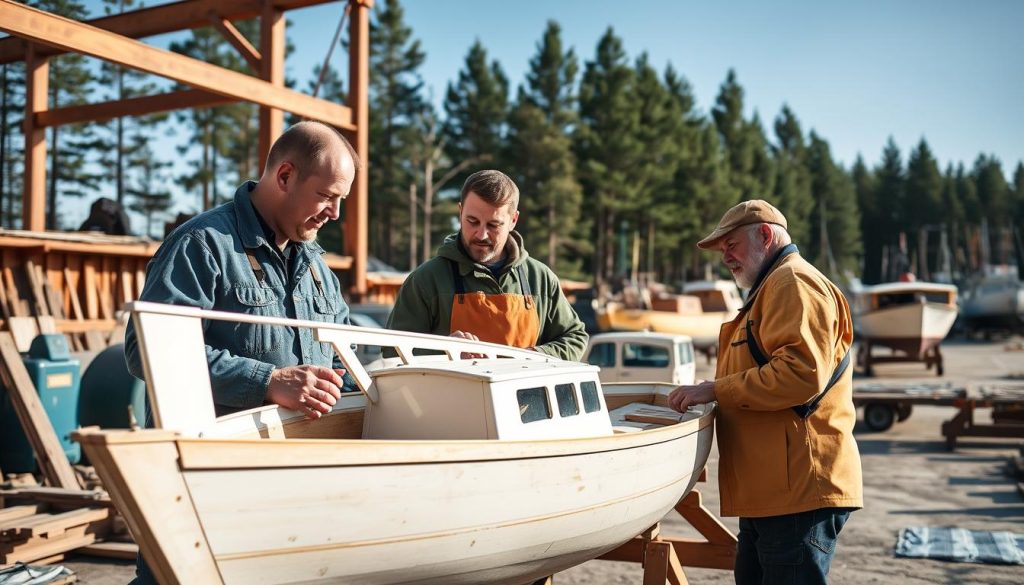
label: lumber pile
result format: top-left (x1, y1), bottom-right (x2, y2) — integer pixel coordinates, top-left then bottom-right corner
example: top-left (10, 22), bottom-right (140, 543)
top-left (0, 487), bottom-right (135, 566)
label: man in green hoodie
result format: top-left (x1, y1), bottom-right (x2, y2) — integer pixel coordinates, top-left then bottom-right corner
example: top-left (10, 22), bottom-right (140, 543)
top-left (387, 169), bottom-right (587, 361)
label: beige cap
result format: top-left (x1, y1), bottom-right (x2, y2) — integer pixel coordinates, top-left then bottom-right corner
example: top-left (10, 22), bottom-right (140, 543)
top-left (696, 199), bottom-right (788, 250)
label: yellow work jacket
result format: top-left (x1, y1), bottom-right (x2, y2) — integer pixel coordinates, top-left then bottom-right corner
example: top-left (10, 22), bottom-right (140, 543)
top-left (713, 250), bottom-right (863, 518)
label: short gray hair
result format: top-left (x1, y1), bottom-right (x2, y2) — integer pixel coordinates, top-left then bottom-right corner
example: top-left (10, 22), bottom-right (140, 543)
top-left (747, 222), bottom-right (792, 248)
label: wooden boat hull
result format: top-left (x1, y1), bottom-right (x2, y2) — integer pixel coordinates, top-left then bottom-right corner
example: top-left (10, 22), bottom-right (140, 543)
top-left (596, 306), bottom-right (728, 349)
top-left (856, 302), bottom-right (957, 356)
top-left (77, 405), bottom-right (714, 585)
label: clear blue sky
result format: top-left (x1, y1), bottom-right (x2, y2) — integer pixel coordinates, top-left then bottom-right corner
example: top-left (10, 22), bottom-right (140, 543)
top-left (69, 0), bottom-right (1023, 226)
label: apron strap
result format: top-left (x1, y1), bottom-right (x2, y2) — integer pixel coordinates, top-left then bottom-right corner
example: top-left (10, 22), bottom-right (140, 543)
top-left (516, 265), bottom-right (533, 309)
top-left (244, 248), bottom-right (266, 285)
top-left (309, 263), bottom-right (325, 296)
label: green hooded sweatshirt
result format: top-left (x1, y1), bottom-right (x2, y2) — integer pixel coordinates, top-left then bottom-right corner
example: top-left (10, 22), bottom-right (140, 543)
top-left (387, 232), bottom-right (588, 361)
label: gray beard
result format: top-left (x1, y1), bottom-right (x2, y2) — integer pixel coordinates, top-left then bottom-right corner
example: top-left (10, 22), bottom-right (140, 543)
top-left (734, 246), bottom-right (769, 289)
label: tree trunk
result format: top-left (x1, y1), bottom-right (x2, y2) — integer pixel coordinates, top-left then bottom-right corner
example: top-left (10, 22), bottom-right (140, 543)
top-left (422, 156), bottom-right (434, 264)
top-left (0, 63), bottom-right (7, 227)
top-left (408, 182), bottom-right (417, 270)
top-left (547, 202), bottom-right (556, 268)
top-left (115, 69), bottom-right (124, 205)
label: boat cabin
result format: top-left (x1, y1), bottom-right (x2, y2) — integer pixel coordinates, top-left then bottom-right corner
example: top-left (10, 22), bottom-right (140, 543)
top-left (363, 360), bottom-right (613, 441)
top-left (854, 282), bottom-right (957, 313)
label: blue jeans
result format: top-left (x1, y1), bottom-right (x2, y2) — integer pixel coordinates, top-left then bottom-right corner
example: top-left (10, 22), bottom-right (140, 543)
top-left (735, 507), bottom-right (853, 585)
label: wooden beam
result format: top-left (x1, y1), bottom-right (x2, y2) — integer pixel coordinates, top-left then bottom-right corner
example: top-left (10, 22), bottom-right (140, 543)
top-left (0, 1), bottom-right (354, 130)
top-left (0, 333), bottom-right (80, 489)
top-left (257, 1), bottom-right (286, 173)
top-left (210, 14), bottom-right (262, 72)
top-left (22, 43), bottom-right (47, 232)
top-left (36, 89), bottom-right (235, 128)
top-left (0, 0), bottom-right (338, 64)
top-left (345, 0), bottom-right (370, 299)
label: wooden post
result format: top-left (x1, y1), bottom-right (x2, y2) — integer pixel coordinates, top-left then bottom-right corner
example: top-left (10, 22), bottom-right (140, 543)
top-left (23, 43), bottom-right (47, 232)
top-left (346, 0), bottom-right (371, 300)
top-left (257, 0), bottom-right (285, 174)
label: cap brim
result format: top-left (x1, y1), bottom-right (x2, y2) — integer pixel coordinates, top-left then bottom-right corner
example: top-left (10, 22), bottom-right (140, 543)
top-left (696, 226), bottom-right (733, 250)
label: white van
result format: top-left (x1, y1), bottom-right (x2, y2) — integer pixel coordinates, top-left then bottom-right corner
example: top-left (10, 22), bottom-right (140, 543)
top-left (582, 332), bottom-right (696, 385)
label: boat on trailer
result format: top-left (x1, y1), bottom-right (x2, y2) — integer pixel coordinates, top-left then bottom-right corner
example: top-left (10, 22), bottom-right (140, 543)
top-left (75, 301), bottom-right (715, 585)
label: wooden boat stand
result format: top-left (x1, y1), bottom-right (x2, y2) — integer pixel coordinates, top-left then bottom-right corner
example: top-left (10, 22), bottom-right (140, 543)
top-left (596, 469), bottom-right (736, 584)
top-left (857, 339), bottom-right (944, 377)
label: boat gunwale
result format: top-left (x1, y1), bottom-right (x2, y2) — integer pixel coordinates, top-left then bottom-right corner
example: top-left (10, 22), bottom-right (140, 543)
top-left (75, 405), bottom-right (715, 470)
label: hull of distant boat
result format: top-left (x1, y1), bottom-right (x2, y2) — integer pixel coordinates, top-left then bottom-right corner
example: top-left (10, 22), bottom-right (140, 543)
top-left (596, 306), bottom-right (730, 349)
top-left (76, 404), bottom-right (715, 585)
top-left (857, 303), bottom-right (958, 356)
top-left (963, 286), bottom-right (1024, 330)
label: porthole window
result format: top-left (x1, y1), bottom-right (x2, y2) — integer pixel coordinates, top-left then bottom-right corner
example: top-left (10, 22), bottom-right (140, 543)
top-left (555, 383), bottom-right (579, 417)
top-left (580, 381), bottom-right (601, 413)
top-left (518, 387), bottom-right (551, 423)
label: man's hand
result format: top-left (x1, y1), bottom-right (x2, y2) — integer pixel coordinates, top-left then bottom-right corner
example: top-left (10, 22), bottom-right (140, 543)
top-left (451, 330), bottom-right (486, 359)
top-left (266, 365), bottom-right (346, 419)
top-left (668, 380), bottom-right (716, 413)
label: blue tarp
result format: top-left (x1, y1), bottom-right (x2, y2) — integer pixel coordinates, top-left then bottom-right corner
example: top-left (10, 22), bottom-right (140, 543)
top-left (895, 526), bottom-right (1024, 565)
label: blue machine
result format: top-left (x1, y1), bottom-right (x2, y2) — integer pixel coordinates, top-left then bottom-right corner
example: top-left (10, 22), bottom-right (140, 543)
top-left (0, 334), bottom-right (81, 473)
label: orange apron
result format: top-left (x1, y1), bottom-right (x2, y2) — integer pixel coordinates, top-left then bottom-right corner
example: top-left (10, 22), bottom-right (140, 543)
top-left (448, 262), bottom-right (540, 348)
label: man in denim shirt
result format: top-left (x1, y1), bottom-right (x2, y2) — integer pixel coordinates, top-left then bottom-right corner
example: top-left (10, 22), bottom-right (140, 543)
top-left (125, 120), bottom-right (359, 420)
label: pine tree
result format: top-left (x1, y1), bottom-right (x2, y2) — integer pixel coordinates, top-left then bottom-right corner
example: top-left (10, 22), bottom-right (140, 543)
top-left (34, 0), bottom-right (101, 229)
top-left (710, 70), bottom-right (772, 203)
top-left (1012, 162), bottom-right (1024, 230)
top-left (94, 0), bottom-right (167, 212)
top-left (851, 155), bottom-right (878, 282)
top-left (575, 27), bottom-right (640, 284)
top-left (170, 27), bottom-right (240, 211)
top-left (972, 154), bottom-right (1012, 264)
top-left (772, 105), bottom-right (813, 245)
top-left (505, 21), bottom-right (585, 277)
top-left (0, 60), bottom-right (25, 227)
top-left (903, 139), bottom-right (944, 277)
top-left (805, 132), bottom-right (860, 277)
top-left (873, 138), bottom-right (905, 281)
top-left (124, 136), bottom-right (172, 238)
top-left (369, 0), bottom-right (427, 268)
top-left (443, 41), bottom-right (508, 184)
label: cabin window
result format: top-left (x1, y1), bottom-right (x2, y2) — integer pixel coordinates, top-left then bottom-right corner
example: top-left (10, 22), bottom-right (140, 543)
top-left (518, 387), bottom-right (551, 423)
top-left (587, 342), bottom-right (616, 367)
top-left (555, 383), bottom-right (579, 417)
top-left (623, 343), bottom-right (670, 368)
top-left (580, 381), bottom-right (601, 413)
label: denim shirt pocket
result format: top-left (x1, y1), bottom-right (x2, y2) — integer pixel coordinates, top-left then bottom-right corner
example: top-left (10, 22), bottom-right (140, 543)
top-left (233, 286), bottom-right (287, 357)
top-left (311, 294), bottom-right (342, 363)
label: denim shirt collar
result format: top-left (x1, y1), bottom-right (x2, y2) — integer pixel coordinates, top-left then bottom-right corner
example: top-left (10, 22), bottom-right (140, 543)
top-left (233, 181), bottom-right (326, 258)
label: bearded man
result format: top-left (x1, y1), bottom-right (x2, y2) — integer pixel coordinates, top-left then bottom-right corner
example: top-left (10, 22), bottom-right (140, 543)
top-left (387, 169), bottom-right (587, 361)
top-left (668, 199), bottom-right (863, 585)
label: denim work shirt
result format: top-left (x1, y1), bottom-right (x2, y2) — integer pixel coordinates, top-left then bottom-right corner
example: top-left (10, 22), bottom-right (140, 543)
top-left (125, 181), bottom-right (352, 414)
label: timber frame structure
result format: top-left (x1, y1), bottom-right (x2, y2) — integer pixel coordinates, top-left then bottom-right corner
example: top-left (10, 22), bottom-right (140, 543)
top-left (0, 0), bottom-right (371, 297)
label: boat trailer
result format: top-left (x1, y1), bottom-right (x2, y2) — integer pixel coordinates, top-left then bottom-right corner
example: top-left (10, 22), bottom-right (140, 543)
top-left (854, 383), bottom-right (1024, 449)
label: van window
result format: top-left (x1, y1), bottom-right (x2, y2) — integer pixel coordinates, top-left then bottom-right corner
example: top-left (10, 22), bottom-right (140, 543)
top-left (677, 342), bottom-right (693, 364)
top-left (622, 343), bottom-right (669, 368)
top-left (517, 387), bottom-right (551, 423)
top-left (555, 383), bottom-right (579, 417)
top-left (580, 381), bottom-right (601, 413)
top-left (587, 342), bottom-right (616, 367)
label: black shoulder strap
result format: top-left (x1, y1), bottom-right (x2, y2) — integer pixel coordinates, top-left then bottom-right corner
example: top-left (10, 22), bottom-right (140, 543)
top-left (744, 318), bottom-right (851, 420)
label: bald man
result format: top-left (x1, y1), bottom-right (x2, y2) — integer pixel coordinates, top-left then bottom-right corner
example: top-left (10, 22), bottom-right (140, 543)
top-left (125, 121), bottom-right (361, 421)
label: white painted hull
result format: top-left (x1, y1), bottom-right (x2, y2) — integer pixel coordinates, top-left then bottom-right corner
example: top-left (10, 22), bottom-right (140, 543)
top-left (963, 282), bottom-right (1024, 327)
top-left (79, 406), bottom-right (714, 585)
top-left (856, 302), bottom-right (957, 353)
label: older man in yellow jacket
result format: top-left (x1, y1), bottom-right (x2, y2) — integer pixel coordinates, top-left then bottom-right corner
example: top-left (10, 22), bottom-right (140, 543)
top-left (669, 200), bottom-right (863, 585)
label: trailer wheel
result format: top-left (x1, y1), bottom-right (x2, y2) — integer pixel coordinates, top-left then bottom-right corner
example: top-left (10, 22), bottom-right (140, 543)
top-left (864, 403), bottom-right (896, 432)
top-left (896, 403), bottom-right (913, 422)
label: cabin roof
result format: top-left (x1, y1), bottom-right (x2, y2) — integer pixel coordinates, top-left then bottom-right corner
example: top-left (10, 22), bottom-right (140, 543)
top-left (681, 280), bottom-right (737, 293)
top-left (371, 358), bottom-right (599, 383)
top-left (589, 331), bottom-right (693, 344)
top-left (859, 282), bottom-right (958, 295)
